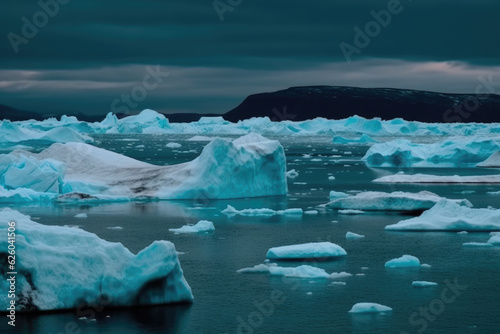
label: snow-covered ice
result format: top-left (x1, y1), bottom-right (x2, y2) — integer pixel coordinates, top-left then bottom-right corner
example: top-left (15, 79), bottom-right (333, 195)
top-left (374, 173), bottom-right (500, 184)
top-left (0, 208), bottom-right (193, 311)
top-left (326, 191), bottom-right (471, 212)
top-left (346, 232), bottom-right (365, 239)
top-left (385, 255), bottom-right (421, 268)
top-left (477, 151), bottom-right (500, 167)
top-left (386, 200), bottom-right (500, 231)
top-left (222, 205), bottom-right (302, 217)
top-left (348, 303), bottom-right (392, 314)
top-left (412, 281), bottom-right (438, 287)
top-left (363, 137), bottom-right (500, 167)
top-left (266, 242), bottom-right (347, 260)
top-left (169, 220), bottom-right (215, 234)
top-left (0, 133), bottom-right (287, 201)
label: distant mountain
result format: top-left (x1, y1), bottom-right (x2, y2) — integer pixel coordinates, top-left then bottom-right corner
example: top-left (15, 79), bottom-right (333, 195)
top-left (0, 104), bottom-right (43, 121)
top-left (223, 86), bottom-right (500, 123)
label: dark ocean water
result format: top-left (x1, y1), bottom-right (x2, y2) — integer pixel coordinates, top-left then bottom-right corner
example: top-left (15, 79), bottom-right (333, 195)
top-left (4, 135), bottom-right (500, 334)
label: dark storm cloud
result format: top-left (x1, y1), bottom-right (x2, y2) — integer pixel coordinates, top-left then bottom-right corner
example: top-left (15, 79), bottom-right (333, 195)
top-left (0, 0), bottom-right (499, 115)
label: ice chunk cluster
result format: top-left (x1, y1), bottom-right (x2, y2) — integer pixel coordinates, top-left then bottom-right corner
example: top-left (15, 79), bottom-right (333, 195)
top-left (0, 133), bottom-right (287, 202)
top-left (0, 209), bottom-right (193, 312)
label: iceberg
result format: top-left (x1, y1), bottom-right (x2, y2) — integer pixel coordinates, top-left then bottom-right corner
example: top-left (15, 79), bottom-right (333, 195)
top-left (488, 234), bottom-right (500, 244)
top-left (266, 242), bottom-right (347, 260)
top-left (374, 172), bottom-right (500, 184)
top-left (325, 191), bottom-right (472, 212)
top-left (386, 200), bottom-right (500, 231)
top-left (348, 303), bottom-right (392, 314)
top-left (169, 220), bottom-right (215, 234)
top-left (329, 191), bottom-right (349, 200)
top-left (338, 209), bottom-right (365, 215)
top-left (363, 137), bottom-right (500, 167)
top-left (286, 169), bottom-right (299, 179)
top-left (166, 142), bottom-right (182, 148)
top-left (222, 205), bottom-right (302, 217)
top-left (385, 255), bottom-right (420, 268)
top-left (412, 281), bottom-right (438, 287)
top-left (477, 151), bottom-right (500, 167)
top-left (0, 120), bottom-right (92, 144)
top-left (0, 133), bottom-right (287, 201)
top-left (0, 208), bottom-right (193, 312)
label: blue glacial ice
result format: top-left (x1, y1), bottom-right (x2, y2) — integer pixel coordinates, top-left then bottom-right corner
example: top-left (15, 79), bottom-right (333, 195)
top-left (363, 137), bottom-right (500, 167)
top-left (0, 133), bottom-right (287, 202)
top-left (169, 220), bottom-right (215, 234)
top-left (0, 208), bottom-right (193, 312)
top-left (386, 200), bottom-right (500, 231)
top-left (325, 191), bottom-right (472, 212)
top-left (385, 255), bottom-right (421, 268)
top-left (266, 242), bottom-right (347, 260)
top-left (348, 303), bottom-right (393, 314)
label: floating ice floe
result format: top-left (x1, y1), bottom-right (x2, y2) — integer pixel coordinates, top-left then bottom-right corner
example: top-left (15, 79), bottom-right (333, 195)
top-left (0, 208), bottom-right (193, 312)
top-left (462, 242), bottom-right (493, 247)
top-left (266, 242), bottom-right (347, 260)
top-left (237, 263), bottom-right (352, 280)
top-left (74, 213), bottom-right (87, 218)
top-left (338, 209), bottom-right (365, 215)
top-left (385, 255), bottom-right (420, 268)
top-left (385, 200), bottom-right (500, 231)
top-left (412, 281), bottom-right (438, 287)
top-left (348, 303), bottom-right (392, 314)
top-left (329, 191), bottom-right (349, 200)
top-left (477, 151), bottom-right (500, 167)
top-left (332, 134), bottom-right (378, 144)
top-left (0, 133), bottom-right (287, 201)
top-left (346, 232), bottom-right (365, 239)
top-left (222, 205), bottom-right (302, 217)
top-left (169, 220), bottom-right (215, 234)
top-left (165, 142), bottom-right (182, 148)
top-left (363, 137), bottom-right (500, 167)
top-left (488, 234), bottom-right (500, 244)
top-left (187, 135), bottom-right (213, 141)
top-left (325, 191), bottom-right (471, 212)
top-left (374, 172), bottom-right (500, 184)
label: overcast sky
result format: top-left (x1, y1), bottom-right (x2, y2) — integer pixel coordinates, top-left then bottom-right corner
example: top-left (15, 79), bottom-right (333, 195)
top-left (1, 0), bottom-right (499, 116)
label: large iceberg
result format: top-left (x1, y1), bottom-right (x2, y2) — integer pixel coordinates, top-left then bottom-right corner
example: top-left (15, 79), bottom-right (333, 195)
top-left (386, 200), bottom-right (500, 231)
top-left (0, 209), bottom-right (193, 312)
top-left (374, 172), bottom-right (500, 184)
top-left (0, 133), bottom-right (287, 201)
top-left (325, 191), bottom-right (471, 212)
top-left (363, 137), bottom-right (500, 167)
top-left (266, 242), bottom-right (347, 260)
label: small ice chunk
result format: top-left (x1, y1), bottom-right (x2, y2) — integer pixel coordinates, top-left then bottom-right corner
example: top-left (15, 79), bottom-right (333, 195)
top-left (328, 176), bottom-right (336, 181)
top-left (286, 169), bottom-right (299, 179)
top-left (462, 242), bottom-right (493, 247)
top-left (329, 272), bottom-right (353, 279)
top-left (348, 303), bottom-right (392, 314)
top-left (412, 281), bottom-right (438, 287)
top-left (107, 226), bottom-right (123, 230)
top-left (338, 209), bottom-right (365, 215)
top-left (266, 242), bottom-right (347, 260)
top-left (304, 210), bottom-right (318, 215)
top-left (346, 232), bottom-right (365, 239)
top-left (166, 142), bottom-right (182, 148)
top-left (385, 255), bottom-right (420, 268)
top-left (74, 213), bottom-right (87, 218)
top-left (169, 220), bottom-right (215, 234)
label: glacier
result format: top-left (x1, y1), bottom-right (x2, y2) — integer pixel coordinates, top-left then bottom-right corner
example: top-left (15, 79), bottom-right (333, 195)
top-left (363, 137), bottom-right (500, 167)
top-left (0, 208), bottom-right (193, 312)
top-left (0, 133), bottom-right (287, 201)
top-left (385, 200), bottom-right (500, 231)
top-left (325, 191), bottom-right (471, 212)
top-left (266, 242), bottom-right (347, 260)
